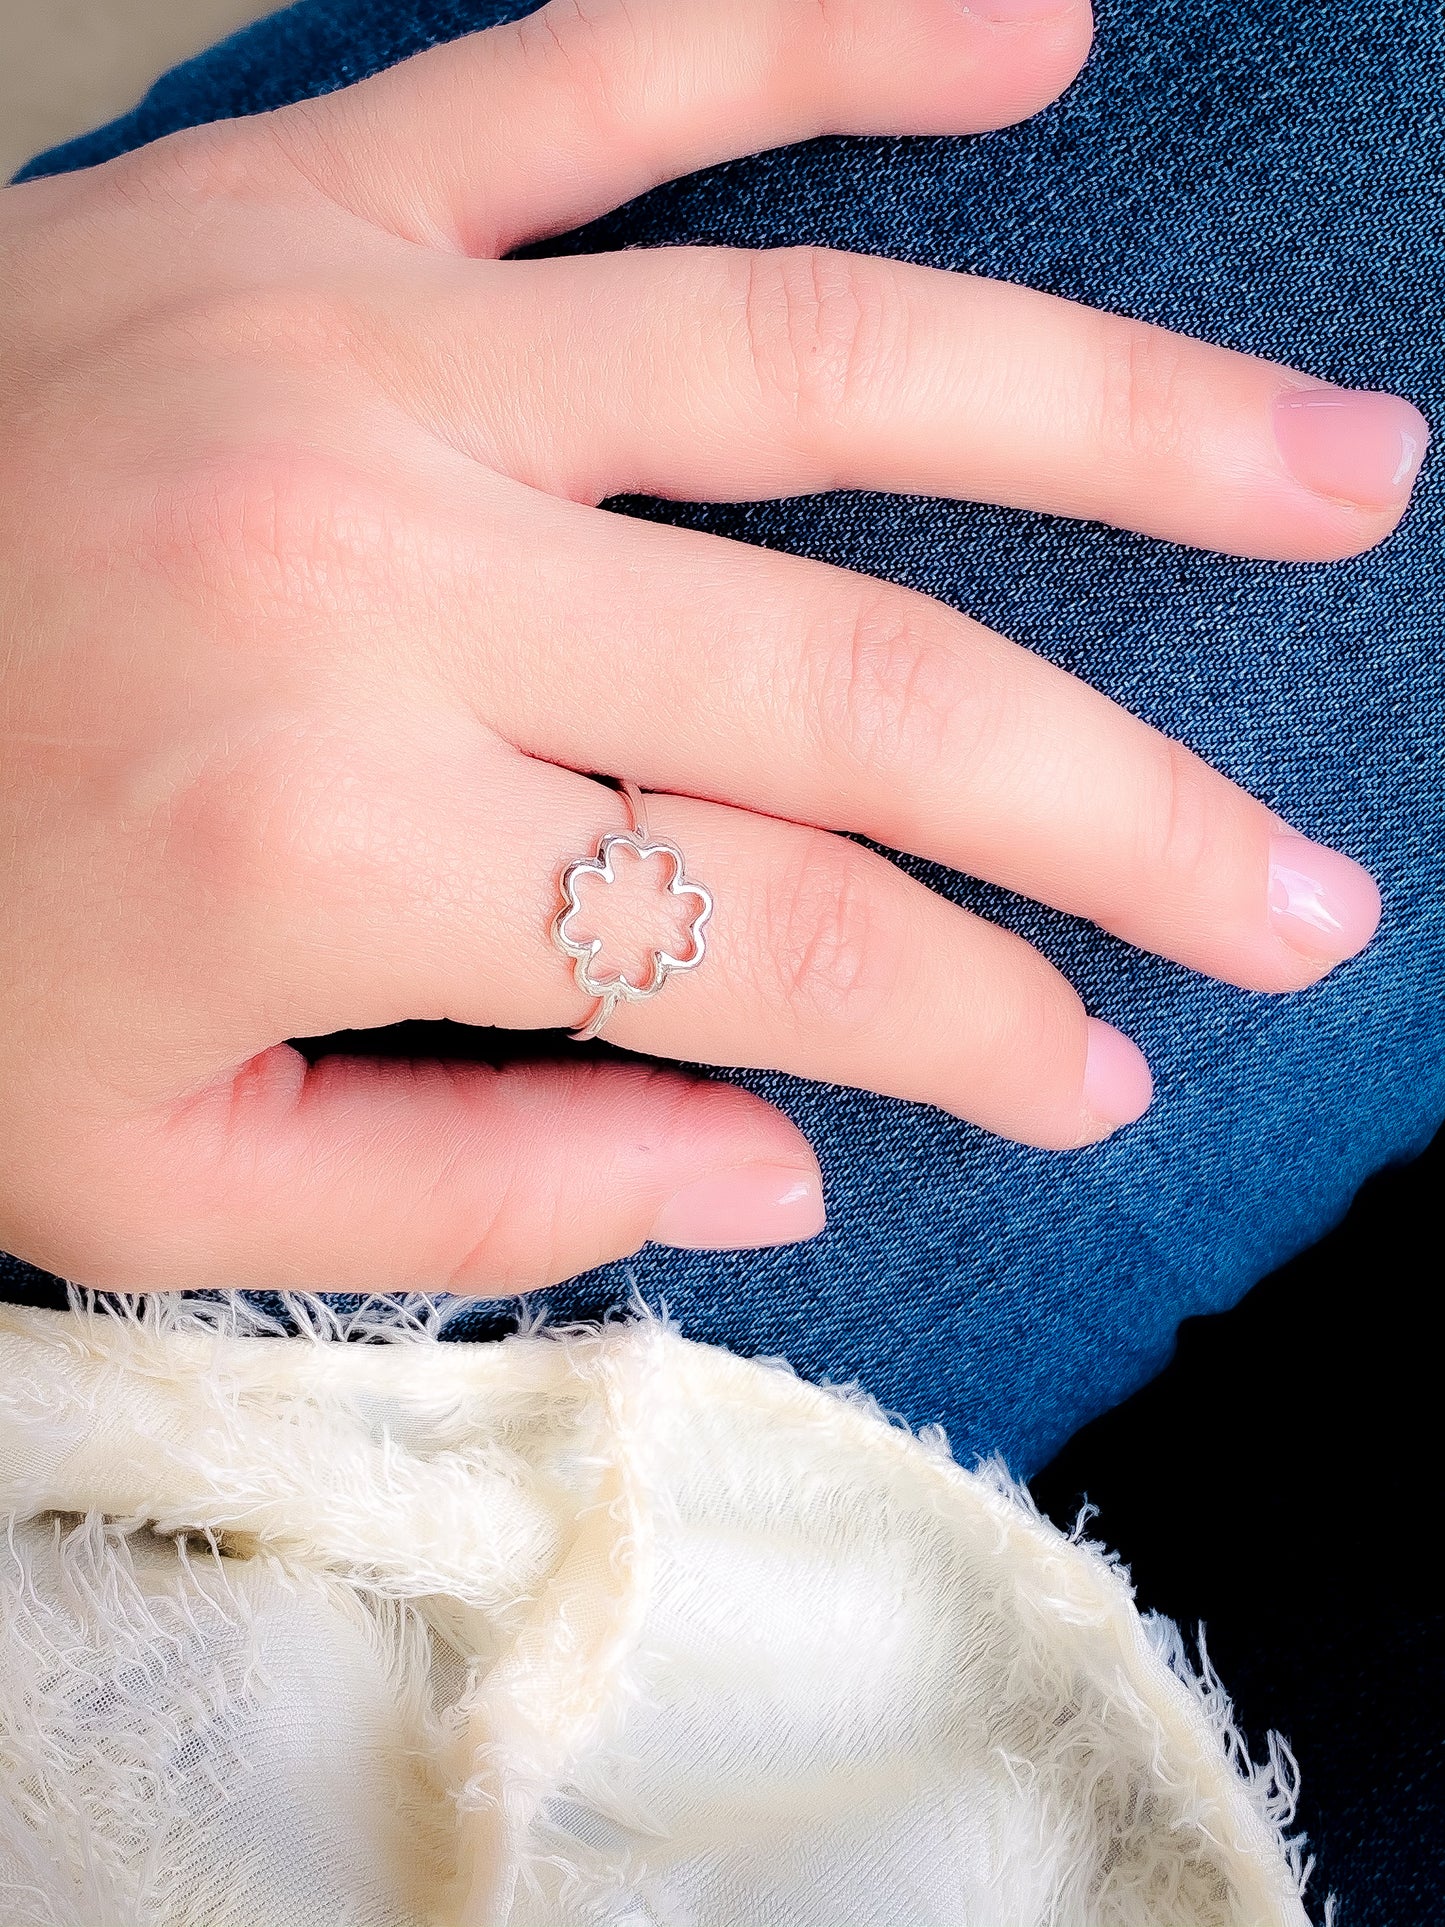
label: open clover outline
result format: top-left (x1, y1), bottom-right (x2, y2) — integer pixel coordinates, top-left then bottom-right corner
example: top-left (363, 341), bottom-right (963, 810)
top-left (553, 829), bottom-right (714, 1010)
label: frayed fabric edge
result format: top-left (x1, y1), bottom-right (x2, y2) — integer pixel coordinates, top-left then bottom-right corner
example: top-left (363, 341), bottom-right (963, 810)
top-left (0, 1287), bottom-right (1326, 1927)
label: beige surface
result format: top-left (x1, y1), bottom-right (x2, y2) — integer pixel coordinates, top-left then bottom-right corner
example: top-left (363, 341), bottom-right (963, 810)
top-left (1, 0), bottom-right (277, 181)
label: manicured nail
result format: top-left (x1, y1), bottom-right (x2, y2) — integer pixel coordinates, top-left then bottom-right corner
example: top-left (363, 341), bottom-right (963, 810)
top-left (960, 0), bottom-right (1076, 20)
top-left (1268, 835), bottom-right (1382, 965)
top-left (1083, 1019), bottom-right (1153, 1132)
top-left (648, 1163), bottom-right (826, 1251)
top-left (1273, 387), bottom-right (1428, 509)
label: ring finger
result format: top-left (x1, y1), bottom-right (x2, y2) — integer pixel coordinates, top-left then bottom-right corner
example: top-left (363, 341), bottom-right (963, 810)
top-left (231, 716), bottom-right (1153, 1151)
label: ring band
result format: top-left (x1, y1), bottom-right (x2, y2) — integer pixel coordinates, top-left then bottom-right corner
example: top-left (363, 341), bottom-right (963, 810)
top-left (551, 779), bottom-right (714, 1042)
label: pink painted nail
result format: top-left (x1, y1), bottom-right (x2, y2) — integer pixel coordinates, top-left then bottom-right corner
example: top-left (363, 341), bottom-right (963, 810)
top-left (1268, 835), bottom-right (1382, 965)
top-left (960, 0), bottom-right (1076, 20)
top-left (648, 1163), bottom-right (826, 1251)
top-left (1273, 388), bottom-right (1428, 509)
top-left (1083, 1019), bottom-right (1153, 1132)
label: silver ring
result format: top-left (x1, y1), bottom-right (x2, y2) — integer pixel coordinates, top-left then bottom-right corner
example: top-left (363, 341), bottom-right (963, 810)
top-left (551, 779), bottom-right (714, 1042)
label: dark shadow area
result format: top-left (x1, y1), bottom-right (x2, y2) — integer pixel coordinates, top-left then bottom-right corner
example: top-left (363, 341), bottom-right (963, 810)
top-left (292, 1016), bottom-right (601, 1069)
top-left (1033, 1125), bottom-right (1445, 1925)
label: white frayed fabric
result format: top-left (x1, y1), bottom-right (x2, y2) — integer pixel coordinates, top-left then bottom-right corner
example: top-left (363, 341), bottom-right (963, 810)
top-left (0, 1294), bottom-right (1314, 1927)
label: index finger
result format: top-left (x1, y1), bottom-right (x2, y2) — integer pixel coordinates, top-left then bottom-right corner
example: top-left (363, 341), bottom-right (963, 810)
top-left (264, 0), bottom-right (1094, 255)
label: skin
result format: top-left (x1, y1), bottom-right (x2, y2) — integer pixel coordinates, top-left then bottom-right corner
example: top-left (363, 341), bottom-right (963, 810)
top-left (0, 0), bottom-right (1422, 1292)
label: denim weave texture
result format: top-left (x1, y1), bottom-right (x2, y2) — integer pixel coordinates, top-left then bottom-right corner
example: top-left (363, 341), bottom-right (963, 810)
top-left (6, 0), bottom-right (1443, 1479)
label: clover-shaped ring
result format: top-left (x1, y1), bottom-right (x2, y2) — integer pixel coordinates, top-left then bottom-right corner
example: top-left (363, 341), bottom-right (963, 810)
top-left (551, 779), bottom-right (714, 1042)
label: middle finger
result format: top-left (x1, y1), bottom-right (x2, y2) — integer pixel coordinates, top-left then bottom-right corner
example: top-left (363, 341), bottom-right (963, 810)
top-left (391, 246), bottom-right (1428, 562)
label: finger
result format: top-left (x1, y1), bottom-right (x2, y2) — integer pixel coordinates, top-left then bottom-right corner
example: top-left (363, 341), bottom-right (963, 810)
top-left (108, 701), bottom-right (1146, 1153)
top-left (400, 246), bottom-right (1429, 560)
top-left (391, 482), bottom-right (1382, 995)
top-left (268, 0), bottom-right (1093, 255)
top-left (594, 795), bottom-right (1154, 1152)
top-left (533, 780), bottom-right (1153, 1152)
top-left (191, 723), bottom-right (1151, 1155)
top-left (43, 1051), bottom-right (826, 1294)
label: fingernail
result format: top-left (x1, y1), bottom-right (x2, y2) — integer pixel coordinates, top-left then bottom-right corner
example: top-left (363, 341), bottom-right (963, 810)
top-left (1083, 1019), bottom-right (1153, 1132)
top-left (960, 0), bottom-right (1076, 20)
top-left (1268, 834), bottom-right (1382, 965)
top-left (1273, 387), bottom-right (1429, 510)
top-left (648, 1163), bottom-right (826, 1251)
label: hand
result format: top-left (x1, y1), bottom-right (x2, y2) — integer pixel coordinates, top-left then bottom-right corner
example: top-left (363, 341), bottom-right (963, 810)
top-left (0, 0), bottom-right (1421, 1293)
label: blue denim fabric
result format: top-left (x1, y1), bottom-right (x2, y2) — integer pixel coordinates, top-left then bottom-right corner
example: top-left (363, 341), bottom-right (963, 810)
top-left (6, 0), bottom-right (1443, 1479)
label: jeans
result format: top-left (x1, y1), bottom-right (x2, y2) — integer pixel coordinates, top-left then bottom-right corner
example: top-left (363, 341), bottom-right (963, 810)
top-left (6, 0), bottom-right (1443, 1481)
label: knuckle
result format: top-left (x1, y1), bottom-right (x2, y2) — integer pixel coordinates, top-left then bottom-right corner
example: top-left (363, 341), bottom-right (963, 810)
top-left (161, 720), bottom-right (443, 933)
top-left (158, 718), bottom-right (364, 911)
top-left (813, 589), bottom-right (989, 796)
top-left (134, 443), bottom-right (387, 616)
top-left (767, 831), bottom-right (899, 1028)
top-left (1095, 321), bottom-right (1193, 466)
top-left (511, 0), bottom-right (654, 114)
top-left (1134, 735), bottom-right (1219, 887)
top-left (214, 727), bottom-right (444, 934)
top-left (104, 120), bottom-right (275, 215)
top-left (157, 723), bottom-right (305, 908)
top-left (738, 246), bottom-right (907, 434)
